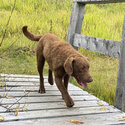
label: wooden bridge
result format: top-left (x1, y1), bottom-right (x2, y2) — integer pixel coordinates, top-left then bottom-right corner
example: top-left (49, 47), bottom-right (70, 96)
top-left (67, 0), bottom-right (125, 111)
top-left (0, 74), bottom-right (125, 125)
top-left (1, 0), bottom-right (125, 124)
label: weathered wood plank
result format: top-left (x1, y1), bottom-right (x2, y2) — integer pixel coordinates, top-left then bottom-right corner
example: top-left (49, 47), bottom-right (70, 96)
top-left (0, 74), bottom-right (40, 78)
top-left (115, 13), bottom-right (125, 111)
top-left (0, 106), bottom-right (121, 123)
top-left (0, 77), bottom-right (40, 82)
top-left (0, 87), bottom-right (82, 92)
top-left (0, 80), bottom-right (88, 92)
top-left (0, 113), bottom-right (125, 125)
top-left (0, 113), bottom-right (124, 125)
top-left (0, 91), bottom-right (89, 97)
top-left (0, 100), bottom-right (109, 113)
top-left (73, 33), bottom-right (121, 58)
top-left (0, 95), bottom-right (99, 105)
top-left (0, 85), bottom-right (83, 91)
top-left (0, 82), bottom-right (40, 86)
top-left (74, 0), bottom-right (125, 4)
top-left (67, 1), bottom-right (85, 49)
top-left (0, 89), bottom-right (82, 92)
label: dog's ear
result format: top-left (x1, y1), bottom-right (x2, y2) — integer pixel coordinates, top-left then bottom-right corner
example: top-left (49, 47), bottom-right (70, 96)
top-left (64, 57), bottom-right (74, 75)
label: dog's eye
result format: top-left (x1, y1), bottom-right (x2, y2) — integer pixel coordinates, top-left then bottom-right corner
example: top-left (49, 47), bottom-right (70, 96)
top-left (82, 67), bottom-right (85, 70)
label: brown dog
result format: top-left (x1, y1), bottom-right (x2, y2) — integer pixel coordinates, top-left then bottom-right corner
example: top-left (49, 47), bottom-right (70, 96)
top-left (22, 26), bottom-right (93, 107)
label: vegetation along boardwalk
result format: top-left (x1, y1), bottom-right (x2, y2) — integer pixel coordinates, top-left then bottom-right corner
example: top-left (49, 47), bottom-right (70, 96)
top-left (0, 74), bottom-right (125, 125)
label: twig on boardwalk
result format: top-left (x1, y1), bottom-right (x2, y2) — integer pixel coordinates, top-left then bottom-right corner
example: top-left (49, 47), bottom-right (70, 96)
top-left (6, 92), bottom-right (30, 112)
top-left (0, 104), bottom-right (10, 111)
top-left (0, 0), bottom-right (17, 47)
top-left (0, 77), bottom-right (13, 103)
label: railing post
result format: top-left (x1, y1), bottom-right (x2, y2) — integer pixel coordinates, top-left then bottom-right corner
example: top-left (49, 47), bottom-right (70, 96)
top-left (115, 13), bottom-right (125, 111)
top-left (67, 1), bottom-right (85, 50)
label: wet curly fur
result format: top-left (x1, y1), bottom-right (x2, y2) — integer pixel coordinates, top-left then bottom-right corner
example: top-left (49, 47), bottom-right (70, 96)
top-left (22, 26), bottom-right (93, 107)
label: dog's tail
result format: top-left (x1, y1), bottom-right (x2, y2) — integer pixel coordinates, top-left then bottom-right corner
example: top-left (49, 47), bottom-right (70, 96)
top-left (22, 26), bottom-right (42, 41)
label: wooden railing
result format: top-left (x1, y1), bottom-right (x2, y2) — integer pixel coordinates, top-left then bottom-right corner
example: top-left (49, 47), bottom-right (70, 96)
top-left (67, 0), bottom-right (125, 111)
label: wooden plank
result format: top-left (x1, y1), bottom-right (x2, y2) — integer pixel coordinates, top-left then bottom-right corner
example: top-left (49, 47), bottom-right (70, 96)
top-left (0, 83), bottom-right (81, 89)
top-left (0, 100), bottom-right (109, 113)
top-left (0, 82), bottom-right (40, 86)
top-left (0, 112), bottom-right (125, 125)
top-left (0, 95), bottom-right (99, 105)
top-left (0, 87), bottom-right (83, 92)
top-left (0, 74), bottom-right (40, 79)
top-left (115, 13), bottom-right (125, 111)
top-left (0, 112), bottom-right (123, 125)
top-left (74, 0), bottom-right (125, 4)
top-left (0, 77), bottom-right (40, 82)
top-left (73, 33), bottom-right (121, 58)
top-left (0, 89), bottom-right (82, 92)
top-left (0, 91), bottom-right (89, 97)
top-left (67, 1), bottom-right (85, 49)
top-left (0, 106), bottom-right (122, 123)
top-left (0, 93), bottom-right (89, 98)
top-left (0, 80), bottom-right (89, 91)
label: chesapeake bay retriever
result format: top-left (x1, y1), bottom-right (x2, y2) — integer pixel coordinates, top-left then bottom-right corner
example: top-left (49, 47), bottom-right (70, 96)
top-left (22, 26), bottom-right (93, 107)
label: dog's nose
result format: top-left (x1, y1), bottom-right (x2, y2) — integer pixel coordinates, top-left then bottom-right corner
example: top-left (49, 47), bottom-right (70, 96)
top-left (88, 77), bottom-right (93, 82)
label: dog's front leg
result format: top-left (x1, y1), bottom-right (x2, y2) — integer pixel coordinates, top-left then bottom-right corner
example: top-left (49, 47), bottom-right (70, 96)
top-left (54, 71), bottom-right (74, 107)
top-left (64, 74), bottom-right (70, 90)
top-left (61, 74), bottom-right (70, 100)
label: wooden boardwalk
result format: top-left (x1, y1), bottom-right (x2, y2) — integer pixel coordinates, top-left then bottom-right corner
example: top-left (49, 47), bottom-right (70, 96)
top-left (0, 74), bottom-right (125, 125)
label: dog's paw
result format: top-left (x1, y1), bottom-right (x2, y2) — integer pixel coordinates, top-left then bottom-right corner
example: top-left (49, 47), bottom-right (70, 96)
top-left (62, 95), bottom-right (64, 100)
top-left (38, 88), bottom-right (46, 94)
top-left (48, 77), bottom-right (54, 85)
top-left (65, 97), bottom-right (74, 108)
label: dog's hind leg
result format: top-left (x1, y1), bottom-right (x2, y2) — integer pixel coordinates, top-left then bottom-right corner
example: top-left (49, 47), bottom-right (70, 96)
top-left (48, 69), bottom-right (54, 85)
top-left (37, 52), bottom-right (45, 93)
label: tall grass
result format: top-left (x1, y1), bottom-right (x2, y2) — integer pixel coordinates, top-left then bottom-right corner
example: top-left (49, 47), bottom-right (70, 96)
top-left (0, 0), bottom-right (125, 105)
top-left (0, 0), bottom-right (72, 74)
top-left (76, 3), bottom-right (124, 105)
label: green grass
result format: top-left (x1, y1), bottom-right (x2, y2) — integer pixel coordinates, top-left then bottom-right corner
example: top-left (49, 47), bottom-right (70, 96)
top-left (0, 0), bottom-right (125, 105)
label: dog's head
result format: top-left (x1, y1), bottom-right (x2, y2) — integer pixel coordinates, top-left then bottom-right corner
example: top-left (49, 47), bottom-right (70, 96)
top-left (64, 56), bottom-right (93, 88)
